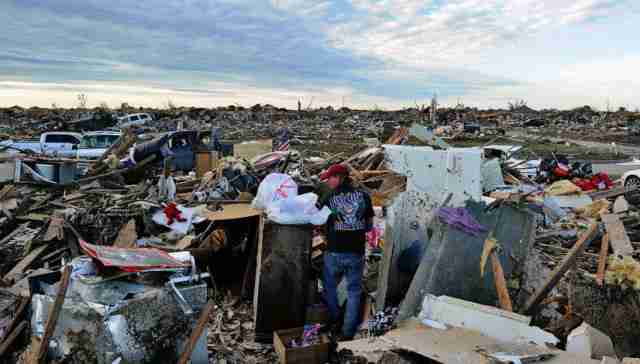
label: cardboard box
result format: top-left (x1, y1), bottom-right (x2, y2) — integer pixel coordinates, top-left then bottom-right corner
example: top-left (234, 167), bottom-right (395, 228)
top-left (273, 327), bottom-right (330, 364)
top-left (195, 151), bottom-right (219, 178)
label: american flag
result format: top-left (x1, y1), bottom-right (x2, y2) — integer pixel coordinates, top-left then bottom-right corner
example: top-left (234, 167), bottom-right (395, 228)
top-left (273, 127), bottom-right (290, 152)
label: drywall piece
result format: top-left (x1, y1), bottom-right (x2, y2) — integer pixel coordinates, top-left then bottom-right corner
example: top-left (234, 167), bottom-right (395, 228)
top-left (567, 322), bottom-right (617, 360)
top-left (382, 319), bottom-right (600, 364)
top-left (418, 295), bottom-right (559, 347)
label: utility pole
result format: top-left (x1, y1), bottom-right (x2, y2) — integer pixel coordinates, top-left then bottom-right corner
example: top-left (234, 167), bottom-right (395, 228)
top-left (430, 93), bottom-right (438, 127)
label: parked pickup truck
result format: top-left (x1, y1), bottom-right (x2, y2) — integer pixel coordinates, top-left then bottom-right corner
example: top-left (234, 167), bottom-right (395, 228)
top-left (0, 132), bottom-right (82, 156)
top-left (0, 131), bottom-right (121, 159)
top-left (72, 131), bottom-right (121, 159)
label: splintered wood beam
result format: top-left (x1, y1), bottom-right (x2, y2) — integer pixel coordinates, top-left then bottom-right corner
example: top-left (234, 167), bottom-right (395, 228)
top-left (177, 300), bottom-right (215, 364)
top-left (596, 233), bottom-right (610, 286)
top-left (2, 245), bottom-right (48, 284)
top-left (491, 253), bottom-right (513, 312)
top-left (522, 223), bottom-right (599, 315)
top-left (601, 213), bottom-right (634, 256)
top-left (0, 321), bottom-right (27, 357)
top-left (31, 265), bottom-right (72, 364)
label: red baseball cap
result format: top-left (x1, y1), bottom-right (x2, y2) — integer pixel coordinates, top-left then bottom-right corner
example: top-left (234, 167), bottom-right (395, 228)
top-left (320, 164), bottom-right (349, 180)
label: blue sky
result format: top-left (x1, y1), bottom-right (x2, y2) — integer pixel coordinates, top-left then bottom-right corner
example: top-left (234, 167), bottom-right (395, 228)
top-left (0, 0), bottom-right (638, 109)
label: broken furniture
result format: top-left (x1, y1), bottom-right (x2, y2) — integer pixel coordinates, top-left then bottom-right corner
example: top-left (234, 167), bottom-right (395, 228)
top-left (253, 222), bottom-right (313, 342)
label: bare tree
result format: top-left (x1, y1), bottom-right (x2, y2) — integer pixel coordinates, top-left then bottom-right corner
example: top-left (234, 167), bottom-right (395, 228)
top-left (508, 99), bottom-right (527, 111)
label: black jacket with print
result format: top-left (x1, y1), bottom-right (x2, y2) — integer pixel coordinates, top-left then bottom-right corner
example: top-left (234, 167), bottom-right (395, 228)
top-left (321, 183), bottom-right (374, 254)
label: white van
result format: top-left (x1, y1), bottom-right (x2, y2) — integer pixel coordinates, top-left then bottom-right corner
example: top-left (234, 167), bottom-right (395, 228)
top-left (117, 113), bottom-right (153, 128)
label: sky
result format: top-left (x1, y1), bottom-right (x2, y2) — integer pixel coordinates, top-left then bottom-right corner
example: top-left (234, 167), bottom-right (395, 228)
top-left (0, 0), bottom-right (639, 110)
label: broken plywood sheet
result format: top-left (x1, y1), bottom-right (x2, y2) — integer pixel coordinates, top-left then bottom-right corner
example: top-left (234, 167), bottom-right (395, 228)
top-left (602, 214), bottom-right (634, 256)
top-left (382, 319), bottom-right (601, 364)
top-left (204, 204), bottom-right (261, 221)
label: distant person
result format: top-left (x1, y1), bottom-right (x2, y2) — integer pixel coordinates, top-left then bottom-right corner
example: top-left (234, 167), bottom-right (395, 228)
top-left (319, 164), bottom-right (374, 341)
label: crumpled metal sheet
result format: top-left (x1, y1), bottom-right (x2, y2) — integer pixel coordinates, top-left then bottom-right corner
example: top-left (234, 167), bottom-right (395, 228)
top-left (31, 279), bottom-right (208, 364)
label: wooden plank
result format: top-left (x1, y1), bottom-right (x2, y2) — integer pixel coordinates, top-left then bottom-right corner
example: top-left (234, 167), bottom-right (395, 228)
top-left (40, 247), bottom-right (69, 263)
top-left (0, 227), bottom-right (21, 246)
top-left (31, 265), bottom-right (71, 364)
top-left (177, 300), bottom-right (214, 364)
top-left (601, 214), bottom-right (635, 256)
top-left (522, 223), bottom-right (599, 315)
top-left (481, 236), bottom-right (513, 311)
top-left (596, 233), bottom-right (610, 286)
top-left (588, 186), bottom-right (624, 201)
top-left (3, 296), bottom-right (30, 340)
top-left (2, 245), bottom-right (48, 284)
top-left (0, 321), bottom-right (27, 357)
top-left (375, 224), bottom-right (395, 310)
top-left (491, 253), bottom-right (513, 312)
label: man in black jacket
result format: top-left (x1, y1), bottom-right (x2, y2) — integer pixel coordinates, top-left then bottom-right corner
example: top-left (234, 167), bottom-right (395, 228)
top-left (319, 164), bottom-right (374, 340)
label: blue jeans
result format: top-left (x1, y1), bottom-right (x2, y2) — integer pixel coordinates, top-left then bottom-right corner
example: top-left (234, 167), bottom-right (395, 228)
top-left (322, 252), bottom-right (364, 337)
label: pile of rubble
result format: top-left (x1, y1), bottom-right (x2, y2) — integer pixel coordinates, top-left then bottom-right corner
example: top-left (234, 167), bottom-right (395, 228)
top-left (1, 109), bottom-right (640, 364)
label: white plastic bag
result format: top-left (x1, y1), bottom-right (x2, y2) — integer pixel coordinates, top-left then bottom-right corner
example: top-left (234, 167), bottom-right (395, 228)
top-left (267, 193), bottom-right (330, 225)
top-left (252, 173), bottom-right (298, 210)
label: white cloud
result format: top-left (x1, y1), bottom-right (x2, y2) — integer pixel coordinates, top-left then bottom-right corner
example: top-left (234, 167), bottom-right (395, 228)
top-left (1, 0), bottom-right (638, 109)
top-left (324, 0), bottom-right (628, 68)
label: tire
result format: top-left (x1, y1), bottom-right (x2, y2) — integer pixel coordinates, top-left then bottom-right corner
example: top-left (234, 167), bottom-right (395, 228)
top-left (624, 176), bottom-right (640, 204)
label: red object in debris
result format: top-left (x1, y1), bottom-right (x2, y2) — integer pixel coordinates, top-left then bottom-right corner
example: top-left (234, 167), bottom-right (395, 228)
top-left (573, 178), bottom-right (596, 191)
top-left (573, 173), bottom-right (614, 192)
top-left (164, 202), bottom-right (187, 225)
top-left (592, 172), bottom-right (613, 190)
top-left (553, 163), bottom-right (571, 178)
top-left (79, 240), bottom-right (189, 272)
